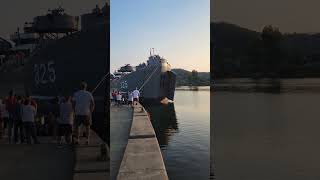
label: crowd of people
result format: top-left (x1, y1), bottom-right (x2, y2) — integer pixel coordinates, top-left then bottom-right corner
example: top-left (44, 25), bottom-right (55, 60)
top-left (110, 88), bottom-right (140, 107)
top-left (0, 81), bottom-right (95, 146)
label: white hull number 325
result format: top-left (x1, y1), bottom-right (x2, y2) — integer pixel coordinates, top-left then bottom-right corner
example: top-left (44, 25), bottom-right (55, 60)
top-left (34, 61), bottom-right (56, 85)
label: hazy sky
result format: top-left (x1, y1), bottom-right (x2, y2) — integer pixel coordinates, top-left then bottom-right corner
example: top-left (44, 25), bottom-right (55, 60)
top-left (212, 0), bottom-right (320, 33)
top-left (111, 0), bottom-right (210, 72)
top-left (0, 0), bottom-right (106, 40)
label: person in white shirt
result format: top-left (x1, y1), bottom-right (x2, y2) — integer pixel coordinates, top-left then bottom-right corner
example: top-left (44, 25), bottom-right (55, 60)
top-left (58, 95), bottom-right (74, 145)
top-left (116, 92), bottom-right (122, 106)
top-left (128, 92), bottom-right (133, 107)
top-left (72, 81), bottom-right (95, 145)
top-left (21, 99), bottom-right (39, 144)
top-left (132, 88), bottom-right (140, 105)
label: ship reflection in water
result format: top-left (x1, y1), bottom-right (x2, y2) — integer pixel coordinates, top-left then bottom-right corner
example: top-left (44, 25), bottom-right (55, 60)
top-left (145, 103), bottom-right (179, 148)
top-left (144, 88), bottom-right (210, 180)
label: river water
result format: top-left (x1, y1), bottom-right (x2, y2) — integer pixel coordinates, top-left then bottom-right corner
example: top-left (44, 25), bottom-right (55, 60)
top-left (212, 78), bottom-right (320, 180)
top-left (145, 87), bottom-right (210, 180)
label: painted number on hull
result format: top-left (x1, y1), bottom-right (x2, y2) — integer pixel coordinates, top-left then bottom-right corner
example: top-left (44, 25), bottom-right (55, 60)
top-left (120, 81), bottom-right (128, 89)
top-left (34, 61), bottom-right (56, 85)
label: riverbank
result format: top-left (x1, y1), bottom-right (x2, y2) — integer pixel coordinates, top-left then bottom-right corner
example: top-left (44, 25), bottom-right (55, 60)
top-left (212, 78), bottom-right (320, 92)
top-left (175, 86), bottom-right (210, 91)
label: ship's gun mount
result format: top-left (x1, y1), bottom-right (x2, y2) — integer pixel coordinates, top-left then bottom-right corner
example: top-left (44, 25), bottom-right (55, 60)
top-left (118, 64), bottom-right (134, 73)
top-left (33, 7), bottom-right (79, 34)
top-left (81, 4), bottom-right (108, 32)
top-left (48, 6), bottom-right (65, 16)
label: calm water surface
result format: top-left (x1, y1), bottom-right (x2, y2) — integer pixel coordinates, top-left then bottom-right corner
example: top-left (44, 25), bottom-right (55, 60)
top-left (145, 87), bottom-right (210, 180)
top-left (212, 79), bottom-right (320, 180)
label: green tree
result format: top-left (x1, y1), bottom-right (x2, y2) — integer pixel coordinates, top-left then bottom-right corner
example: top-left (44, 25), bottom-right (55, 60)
top-left (261, 25), bottom-right (283, 76)
top-left (188, 70), bottom-right (199, 86)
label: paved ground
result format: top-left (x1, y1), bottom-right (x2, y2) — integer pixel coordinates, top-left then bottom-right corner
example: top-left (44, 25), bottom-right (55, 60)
top-left (110, 106), bottom-right (133, 180)
top-left (73, 131), bottom-right (109, 180)
top-left (0, 140), bottom-right (74, 180)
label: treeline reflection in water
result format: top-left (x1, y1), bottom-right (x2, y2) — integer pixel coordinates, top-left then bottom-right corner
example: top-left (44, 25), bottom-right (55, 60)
top-left (213, 78), bottom-right (320, 93)
top-left (212, 78), bottom-right (320, 180)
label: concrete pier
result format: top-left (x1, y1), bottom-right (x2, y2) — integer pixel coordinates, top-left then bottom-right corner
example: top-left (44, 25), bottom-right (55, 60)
top-left (110, 106), bottom-right (133, 180)
top-left (0, 130), bottom-right (109, 180)
top-left (0, 137), bottom-right (74, 180)
top-left (116, 103), bottom-right (168, 180)
top-left (73, 130), bottom-right (109, 180)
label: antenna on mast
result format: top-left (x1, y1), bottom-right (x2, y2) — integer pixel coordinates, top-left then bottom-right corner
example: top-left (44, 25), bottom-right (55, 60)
top-left (152, 48), bottom-right (155, 55)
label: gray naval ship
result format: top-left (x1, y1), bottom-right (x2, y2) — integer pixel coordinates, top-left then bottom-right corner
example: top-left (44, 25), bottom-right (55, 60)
top-left (0, 3), bottom-right (109, 142)
top-left (111, 50), bottom-right (176, 102)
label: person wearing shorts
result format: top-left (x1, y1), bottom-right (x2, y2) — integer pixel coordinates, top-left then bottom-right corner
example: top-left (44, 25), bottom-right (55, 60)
top-left (132, 88), bottom-right (140, 106)
top-left (21, 99), bottom-right (39, 144)
top-left (58, 95), bottom-right (74, 145)
top-left (128, 91), bottom-right (133, 107)
top-left (116, 92), bottom-right (122, 106)
top-left (72, 81), bottom-right (95, 145)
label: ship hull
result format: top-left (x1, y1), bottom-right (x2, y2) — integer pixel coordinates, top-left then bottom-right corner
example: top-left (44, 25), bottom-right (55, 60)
top-left (111, 66), bottom-right (176, 101)
top-left (22, 11), bottom-right (109, 143)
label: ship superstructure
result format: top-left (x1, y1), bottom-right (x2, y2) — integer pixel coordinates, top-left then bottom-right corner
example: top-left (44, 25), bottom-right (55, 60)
top-left (111, 49), bottom-right (176, 101)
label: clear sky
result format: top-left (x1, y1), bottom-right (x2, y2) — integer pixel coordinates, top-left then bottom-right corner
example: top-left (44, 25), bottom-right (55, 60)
top-left (110, 0), bottom-right (210, 73)
top-left (212, 0), bottom-right (320, 33)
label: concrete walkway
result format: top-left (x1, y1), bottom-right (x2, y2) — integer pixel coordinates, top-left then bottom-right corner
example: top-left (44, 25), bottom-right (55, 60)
top-left (73, 131), bottom-right (109, 180)
top-left (0, 138), bottom-right (74, 180)
top-left (0, 129), bottom-right (109, 180)
top-left (116, 104), bottom-right (168, 180)
top-left (110, 106), bottom-right (133, 180)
